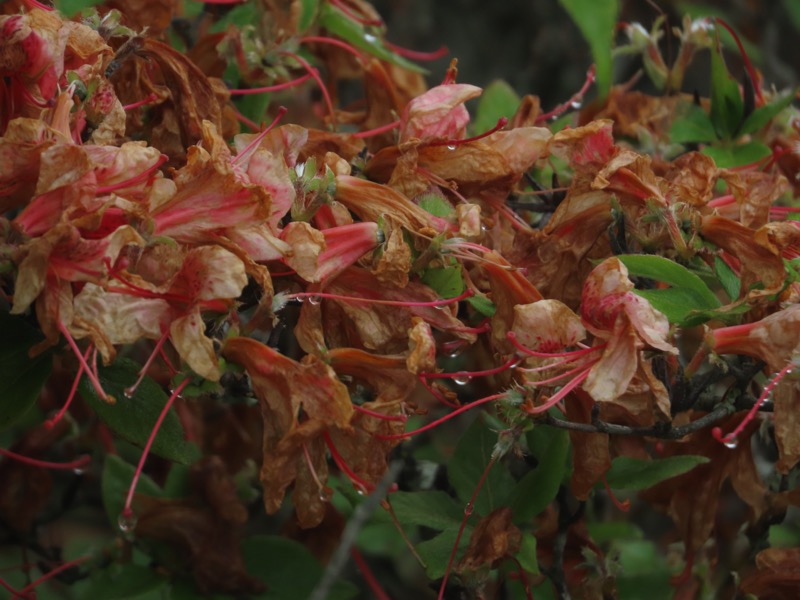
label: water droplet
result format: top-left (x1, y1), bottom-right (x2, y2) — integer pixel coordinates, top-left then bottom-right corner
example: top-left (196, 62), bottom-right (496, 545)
top-left (294, 296), bottom-right (305, 304)
top-left (118, 510), bottom-right (138, 533)
top-left (464, 502), bottom-right (474, 516)
top-left (308, 295), bottom-right (321, 305)
top-left (453, 375), bottom-right (472, 386)
top-left (446, 144), bottom-right (457, 151)
top-left (123, 386), bottom-right (135, 399)
top-left (73, 467), bottom-right (85, 476)
top-left (724, 438), bottom-right (739, 450)
top-left (364, 33), bottom-right (377, 43)
top-left (356, 488), bottom-right (366, 496)
top-left (570, 100), bottom-right (582, 109)
top-left (318, 486), bottom-right (333, 503)
top-left (434, 303), bottom-right (448, 310)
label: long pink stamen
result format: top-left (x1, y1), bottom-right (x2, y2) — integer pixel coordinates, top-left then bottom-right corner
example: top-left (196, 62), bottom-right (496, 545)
top-left (444, 320), bottom-right (492, 335)
top-left (351, 548), bottom-right (391, 600)
top-left (280, 51), bottom-right (337, 129)
top-left (322, 430), bottom-right (373, 493)
top-left (95, 155), bottom-right (168, 194)
top-left (328, 0), bottom-right (383, 26)
top-left (122, 378), bottom-right (190, 522)
top-left (420, 357), bottom-right (518, 380)
top-left (419, 376), bottom-right (460, 409)
top-left (375, 392), bottom-right (507, 441)
top-left (123, 93), bottom-right (159, 111)
top-left (602, 475), bottom-right (631, 512)
top-left (535, 64), bottom-right (596, 124)
top-left (351, 119), bottom-right (401, 139)
top-left (124, 328), bottom-right (172, 399)
top-left (714, 18), bottom-right (764, 105)
top-left (428, 117), bottom-right (508, 148)
top-left (302, 442), bottom-right (326, 492)
top-left (300, 36), bottom-right (366, 61)
top-left (438, 457), bottom-right (495, 600)
top-left (46, 346), bottom-right (92, 429)
top-left (707, 194), bottom-right (735, 208)
top-left (523, 365), bottom-right (592, 414)
top-left (0, 447), bottom-right (91, 471)
top-left (23, 0), bottom-right (54, 10)
top-left (522, 360), bottom-right (599, 386)
top-left (232, 107), bottom-right (261, 132)
top-left (0, 576), bottom-right (25, 599)
top-left (507, 331), bottom-right (603, 359)
top-left (289, 287), bottom-right (474, 307)
top-left (352, 404), bottom-right (408, 422)
top-left (232, 106), bottom-right (288, 166)
top-left (713, 358), bottom-right (798, 447)
top-left (19, 557), bottom-right (89, 596)
top-left (58, 322), bottom-right (111, 403)
top-left (384, 41), bottom-right (448, 62)
top-left (228, 73), bottom-right (314, 95)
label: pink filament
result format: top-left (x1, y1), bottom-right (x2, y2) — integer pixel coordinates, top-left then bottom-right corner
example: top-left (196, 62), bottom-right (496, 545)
top-left (289, 287), bottom-right (474, 307)
top-left (228, 73), bottom-right (314, 95)
top-left (0, 447), bottom-right (91, 471)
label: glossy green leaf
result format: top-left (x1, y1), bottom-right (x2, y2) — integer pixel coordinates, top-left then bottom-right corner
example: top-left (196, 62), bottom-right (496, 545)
top-left (617, 254), bottom-right (720, 308)
top-left (0, 312), bottom-right (52, 430)
top-left (669, 104), bottom-right (718, 144)
top-left (702, 140), bottom-right (772, 168)
top-left (604, 455), bottom-right (709, 490)
top-left (739, 88), bottom-right (797, 136)
top-left (421, 266), bottom-right (465, 298)
top-left (319, 4), bottom-right (427, 73)
top-left (101, 454), bottom-right (162, 529)
top-left (79, 358), bottom-right (200, 464)
top-left (559, 0), bottom-right (620, 99)
top-left (473, 80), bottom-right (520, 135)
top-left (416, 529), bottom-right (470, 580)
top-left (714, 255), bottom-right (741, 301)
top-left (449, 417), bottom-right (515, 516)
top-left (710, 36), bottom-right (744, 139)
top-left (510, 426), bottom-right (570, 522)
top-left (515, 532), bottom-right (540, 575)
top-left (389, 491), bottom-right (463, 530)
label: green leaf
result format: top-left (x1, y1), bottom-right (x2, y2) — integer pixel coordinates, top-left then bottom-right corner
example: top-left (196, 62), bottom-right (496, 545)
top-left (101, 454), bottom-right (162, 529)
top-left (416, 530), bottom-right (471, 580)
top-left (473, 80), bottom-right (520, 135)
top-left (669, 104), bottom-right (718, 144)
top-left (604, 455), bottom-right (710, 490)
top-left (616, 254), bottom-right (721, 308)
top-left (418, 194), bottom-right (455, 218)
top-left (709, 36), bottom-right (744, 139)
top-left (714, 255), bottom-right (741, 301)
top-left (76, 564), bottom-right (169, 600)
top-left (389, 491), bottom-right (463, 530)
top-left (241, 536), bottom-right (358, 600)
top-left (421, 266), bottom-right (465, 298)
top-left (296, 0), bottom-right (320, 34)
top-left (467, 294), bottom-right (497, 317)
top-left (54, 0), bottom-right (103, 17)
top-left (739, 88), bottom-right (797, 136)
top-left (783, 0), bottom-right (800, 31)
top-left (633, 287), bottom-right (717, 326)
top-left (79, 358), bottom-right (200, 464)
top-left (702, 140), bottom-right (772, 168)
top-left (0, 313), bottom-right (53, 430)
top-left (559, 0), bottom-right (620, 99)
top-left (510, 426), bottom-right (570, 522)
top-left (515, 533), bottom-right (539, 575)
top-left (449, 417), bottom-right (515, 515)
top-left (319, 4), bottom-right (427, 73)
top-left (234, 91), bottom-right (273, 130)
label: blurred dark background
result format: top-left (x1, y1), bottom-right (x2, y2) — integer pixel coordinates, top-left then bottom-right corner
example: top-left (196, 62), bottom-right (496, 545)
top-left (371, 0), bottom-right (800, 107)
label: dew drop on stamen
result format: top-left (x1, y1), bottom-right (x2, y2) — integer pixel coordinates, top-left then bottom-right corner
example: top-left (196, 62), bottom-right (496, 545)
top-left (570, 100), bottom-right (583, 109)
top-left (118, 510), bottom-right (138, 533)
top-left (724, 438), bottom-right (739, 450)
top-left (464, 502), bottom-right (474, 516)
top-left (123, 386), bottom-right (135, 399)
top-left (308, 295), bottom-right (321, 305)
top-left (453, 375), bottom-right (472, 386)
top-left (446, 144), bottom-right (457, 151)
top-left (73, 467), bottom-right (85, 476)
top-left (364, 33), bottom-right (377, 43)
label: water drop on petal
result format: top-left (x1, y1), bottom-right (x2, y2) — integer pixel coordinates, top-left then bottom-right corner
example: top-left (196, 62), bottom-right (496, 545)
top-left (364, 33), bottom-right (377, 43)
top-left (446, 144), bottom-right (457, 151)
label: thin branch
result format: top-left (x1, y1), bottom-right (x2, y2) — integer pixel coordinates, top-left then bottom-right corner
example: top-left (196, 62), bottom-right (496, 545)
top-left (544, 403), bottom-right (737, 439)
top-left (309, 459), bottom-right (403, 600)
